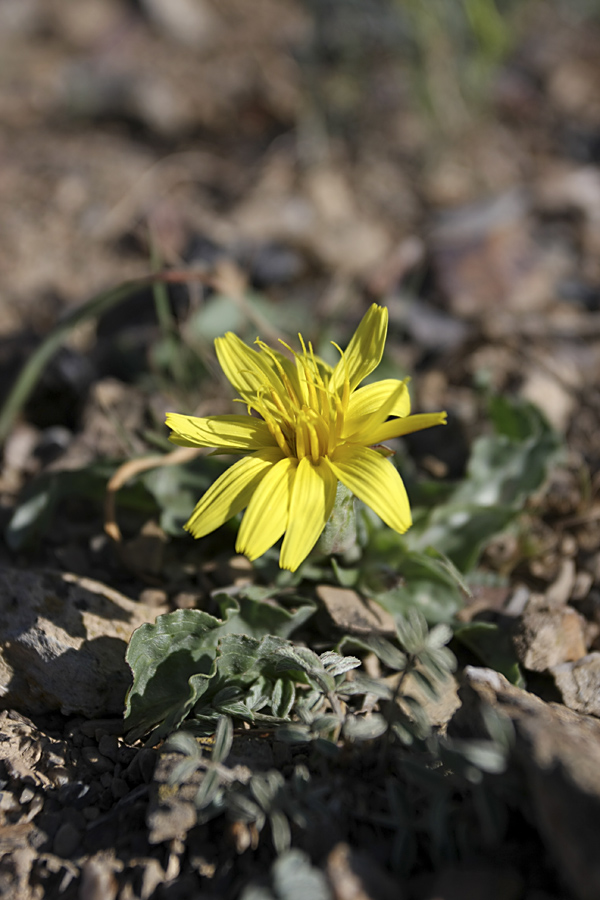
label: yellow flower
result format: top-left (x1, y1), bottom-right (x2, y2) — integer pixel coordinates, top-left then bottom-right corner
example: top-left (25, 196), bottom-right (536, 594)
top-left (166, 304), bottom-right (446, 571)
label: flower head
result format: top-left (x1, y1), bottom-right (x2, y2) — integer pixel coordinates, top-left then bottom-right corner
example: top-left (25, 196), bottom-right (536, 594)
top-left (166, 304), bottom-right (446, 571)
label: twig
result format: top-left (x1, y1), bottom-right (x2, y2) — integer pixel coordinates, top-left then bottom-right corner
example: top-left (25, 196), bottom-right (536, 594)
top-left (104, 445), bottom-right (203, 542)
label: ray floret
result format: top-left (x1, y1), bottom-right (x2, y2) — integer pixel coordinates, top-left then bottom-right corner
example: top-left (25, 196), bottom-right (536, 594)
top-left (166, 304), bottom-right (447, 571)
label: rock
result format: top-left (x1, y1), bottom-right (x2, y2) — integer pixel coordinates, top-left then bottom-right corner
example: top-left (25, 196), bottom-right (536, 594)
top-left (431, 190), bottom-right (564, 318)
top-left (512, 600), bottom-right (587, 671)
top-left (401, 671), bottom-right (461, 730)
top-left (52, 821), bottom-right (81, 857)
top-left (420, 864), bottom-right (522, 900)
top-left (551, 653), bottom-right (600, 716)
top-left (316, 586), bottom-right (396, 637)
top-left (327, 843), bottom-right (401, 900)
top-left (0, 568), bottom-right (167, 717)
top-left (79, 853), bottom-right (119, 900)
top-left (449, 667), bottom-right (600, 900)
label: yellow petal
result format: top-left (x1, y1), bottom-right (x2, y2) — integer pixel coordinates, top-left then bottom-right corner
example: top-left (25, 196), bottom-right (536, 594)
top-left (236, 457), bottom-right (297, 561)
top-left (166, 413), bottom-right (276, 451)
top-left (279, 457), bottom-right (337, 571)
top-left (343, 379), bottom-right (410, 438)
top-left (330, 304), bottom-right (388, 394)
top-left (185, 450), bottom-right (282, 539)
top-left (215, 332), bottom-right (292, 402)
top-left (367, 411), bottom-right (447, 446)
top-left (328, 445), bottom-right (412, 533)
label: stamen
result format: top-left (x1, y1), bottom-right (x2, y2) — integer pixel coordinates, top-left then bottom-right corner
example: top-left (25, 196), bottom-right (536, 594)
top-left (255, 340), bottom-right (300, 406)
top-left (265, 419), bottom-right (292, 457)
top-left (307, 420), bottom-right (320, 463)
top-left (331, 341), bottom-right (351, 410)
top-left (295, 421), bottom-right (306, 459)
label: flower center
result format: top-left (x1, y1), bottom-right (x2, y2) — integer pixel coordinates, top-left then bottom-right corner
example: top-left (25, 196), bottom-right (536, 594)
top-left (248, 336), bottom-right (350, 462)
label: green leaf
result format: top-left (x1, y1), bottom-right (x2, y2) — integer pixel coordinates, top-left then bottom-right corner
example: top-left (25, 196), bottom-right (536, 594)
top-left (0, 278), bottom-right (151, 446)
top-left (319, 651), bottom-right (361, 677)
top-left (195, 767), bottom-right (222, 809)
top-left (271, 850), bottom-right (332, 900)
top-left (271, 678), bottom-right (296, 719)
top-left (454, 621), bottom-right (524, 686)
top-left (124, 608), bottom-right (224, 741)
top-left (125, 588), bottom-right (317, 741)
top-left (372, 551), bottom-right (464, 625)
top-left (487, 394), bottom-right (552, 441)
top-left (401, 394), bottom-right (560, 574)
top-left (337, 634), bottom-right (407, 671)
top-left (214, 591), bottom-right (316, 641)
top-left (342, 713), bottom-right (388, 741)
top-left (212, 716), bottom-right (233, 764)
top-left (6, 461), bottom-right (155, 550)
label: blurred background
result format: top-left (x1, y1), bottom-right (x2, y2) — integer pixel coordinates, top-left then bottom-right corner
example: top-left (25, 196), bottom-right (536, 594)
top-left (1, 0), bottom-right (600, 566)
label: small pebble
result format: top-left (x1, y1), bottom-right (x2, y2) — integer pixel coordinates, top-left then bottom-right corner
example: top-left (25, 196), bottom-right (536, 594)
top-left (0, 791), bottom-right (18, 811)
top-left (139, 587), bottom-right (169, 607)
top-left (111, 777), bottom-right (129, 800)
top-left (173, 590), bottom-right (200, 609)
top-left (19, 786), bottom-right (36, 804)
top-left (98, 788), bottom-right (114, 811)
top-left (83, 806), bottom-right (101, 822)
top-left (118, 746), bottom-right (137, 767)
top-left (80, 719), bottom-right (125, 738)
top-left (82, 747), bottom-right (114, 774)
top-left (137, 749), bottom-right (157, 784)
top-left (53, 821), bottom-right (81, 857)
top-left (99, 734), bottom-right (119, 762)
top-left (47, 766), bottom-right (70, 788)
top-left (38, 811), bottom-right (61, 840)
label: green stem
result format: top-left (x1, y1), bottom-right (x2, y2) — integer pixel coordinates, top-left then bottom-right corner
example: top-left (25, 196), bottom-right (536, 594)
top-left (0, 278), bottom-right (151, 446)
top-left (317, 482), bottom-right (358, 557)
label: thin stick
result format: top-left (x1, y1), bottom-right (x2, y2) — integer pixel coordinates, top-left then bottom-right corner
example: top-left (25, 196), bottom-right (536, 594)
top-left (104, 445), bottom-right (203, 542)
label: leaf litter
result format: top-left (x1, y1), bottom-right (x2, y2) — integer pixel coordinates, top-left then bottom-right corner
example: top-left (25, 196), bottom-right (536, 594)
top-left (1, 2), bottom-right (600, 898)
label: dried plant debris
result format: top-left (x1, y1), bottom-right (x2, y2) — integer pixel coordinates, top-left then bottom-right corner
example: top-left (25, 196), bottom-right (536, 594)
top-left (1, 1), bottom-right (600, 897)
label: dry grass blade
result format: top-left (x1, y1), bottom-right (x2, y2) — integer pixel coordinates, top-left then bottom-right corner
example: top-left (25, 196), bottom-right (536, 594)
top-left (104, 446), bottom-right (203, 542)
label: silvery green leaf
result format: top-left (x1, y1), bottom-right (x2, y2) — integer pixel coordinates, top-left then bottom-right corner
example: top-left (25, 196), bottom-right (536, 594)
top-left (391, 720), bottom-right (415, 745)
top-left (195, 767), bottom-right (221, 810)
top-left (164, 731), bottom-right (203, 759)
top-left (342, 714), bottom-right (388, 741)
top-left (246, 676), bottom-right (273, 712)
top-left (452, 739), bottom-right (508, 774)
top-left (251, 771), bottom-right (284, 810)
top-left (270, 809), bottom-right (291, 855)
top-left (320, 651), bottom-right (361, 677)
top-left (212, 716), bottom-right (233, 764)
top-left (271, 677), bottom-right (296, 719)
top-left (272, 850), bottom-right (332, 900)
top-left (312, 715), bottom-right (341, 737)
top-left (427, 623), bottom-right (453, 649)
top-left (214, 700), bottom-right (255, 721)
top-left (411, 669), bottom-right (439, 702)
top-left (226, 791), bottom-right (264, 823)
top-left (169, 757), bottom-right (201, 786)
top-left (336, 674), bottom-right (393, 701)
top-left (337, 634), bottom-right (407, 671)
top-left (239, 886), bottom-right (275, 900)
top-left (275, 724), bottom-right (312, 744)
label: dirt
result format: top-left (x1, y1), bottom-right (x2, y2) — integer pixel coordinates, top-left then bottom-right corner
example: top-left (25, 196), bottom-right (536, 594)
top-left (1, 1), bottom-right (600, 898)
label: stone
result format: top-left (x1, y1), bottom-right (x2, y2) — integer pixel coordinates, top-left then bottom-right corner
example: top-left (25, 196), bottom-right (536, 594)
top-left (449, 667), bottom-right (600, 900)
top-left (0, 568), bottom-right (167, 717)
top-left (512, 600), bottom-right (587, 671)
top-left (52, 821), bottom-right (81, 857)
top-left (550, 653), bottom-right (600, 717)
top-left (316, 586), bottom-right (396, 637)
top-left (327, 842), bottom-right (401, 900)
